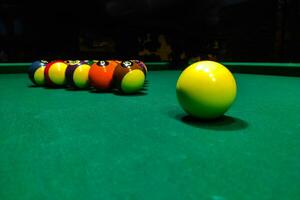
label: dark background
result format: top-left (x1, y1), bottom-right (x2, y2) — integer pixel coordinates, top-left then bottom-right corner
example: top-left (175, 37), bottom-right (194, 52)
top-left (0, 0), bottom-right (299, 63)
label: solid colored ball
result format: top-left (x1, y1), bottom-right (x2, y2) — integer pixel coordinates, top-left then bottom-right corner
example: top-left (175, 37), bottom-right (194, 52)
top-left (89, 60), bottom-right (118, 90)
top-left (176, 61), bottom-right (237, 119)
top-left (44, 60), bottom-right (68, 86)
top-left (28, 60), bottom-right (48, 86)
top-left (113, 60), bottom-right (145, 94)
top-left (66, 61), bottom-right (91, 89)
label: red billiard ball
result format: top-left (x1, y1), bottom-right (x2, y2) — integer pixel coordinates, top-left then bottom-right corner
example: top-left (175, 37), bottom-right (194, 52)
top-left (89, 60), bottom-right (118, 90)
top-left (113, 60), bottom-right (145, 94)
top-left (44, 60), bottom-right (68, 87)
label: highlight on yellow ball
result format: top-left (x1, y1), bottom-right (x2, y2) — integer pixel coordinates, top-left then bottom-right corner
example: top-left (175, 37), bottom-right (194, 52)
top-left (176, 60), bottom-right (237, 119)
top-left (48, 62), bottom-right (68, 86)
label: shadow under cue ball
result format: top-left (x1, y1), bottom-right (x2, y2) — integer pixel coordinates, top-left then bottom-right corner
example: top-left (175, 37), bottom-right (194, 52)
top-left (176, 60), bottom-right (237, 119)
top-left (28, 60), bottom-right (48, 86)
top-left (65, 60), bottom-right (91, 89)
top-left (113, 60), bottom-right (145, 94)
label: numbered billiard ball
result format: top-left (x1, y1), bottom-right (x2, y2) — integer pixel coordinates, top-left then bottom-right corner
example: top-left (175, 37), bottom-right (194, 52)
top-left (28, 60), bottom-right (48, 86)
top-left (44, 60), bottom-right (68, 87)
top-left (176, 60), bottom-right (237, 119)
top-left (113, 60), bottom-right (145, 94)
top-left (65, 60), bottom-right (91, 89)
top-left (89, 60), bottom-right (118, 90)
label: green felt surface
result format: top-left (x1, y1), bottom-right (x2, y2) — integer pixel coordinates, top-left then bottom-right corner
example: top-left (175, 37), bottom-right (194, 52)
top-left (0, 71), bottom-right (300, 200)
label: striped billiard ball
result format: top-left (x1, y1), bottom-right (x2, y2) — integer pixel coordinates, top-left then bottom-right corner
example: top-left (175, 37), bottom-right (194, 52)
top-left (65, 60), bottom-right (91, 89)
top-left (113, 60), bottom-right (145, 94)
top-left (28, 60), bottom-right (48, 86)
top-left (44, 60), bottom-right (68, 87)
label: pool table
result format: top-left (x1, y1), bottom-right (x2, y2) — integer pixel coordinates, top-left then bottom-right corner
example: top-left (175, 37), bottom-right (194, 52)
top-left (0, 62), bottom-right (300, 200)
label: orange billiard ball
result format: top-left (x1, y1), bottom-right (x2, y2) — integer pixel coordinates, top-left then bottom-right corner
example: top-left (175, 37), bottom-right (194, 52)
top-left (89, 60), bottom-right (118, 90)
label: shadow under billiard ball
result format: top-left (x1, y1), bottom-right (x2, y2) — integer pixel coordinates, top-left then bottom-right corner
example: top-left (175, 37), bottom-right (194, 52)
top-left (173, 113), bottom-right (248, 131)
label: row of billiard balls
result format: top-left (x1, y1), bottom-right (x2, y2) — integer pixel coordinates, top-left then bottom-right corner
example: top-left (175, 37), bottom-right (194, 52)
top-left (28, 60), bottom-right (147, 94)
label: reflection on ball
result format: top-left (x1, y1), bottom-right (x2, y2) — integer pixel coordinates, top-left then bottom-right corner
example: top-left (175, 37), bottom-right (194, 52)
top-left (176, 61), bottom-right (237, 119)
top-left (44, 60), bottom-right (68, 86)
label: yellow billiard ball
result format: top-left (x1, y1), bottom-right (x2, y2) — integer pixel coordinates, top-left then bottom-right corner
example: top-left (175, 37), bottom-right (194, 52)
top-left (44, 60), bottom-right (68, 86)
top-left (28, 60), bottom-right (48, 86)
top-left (66, 61), bottom-right (91, 89)
top-left (176, 60), bottom-right (237, 119)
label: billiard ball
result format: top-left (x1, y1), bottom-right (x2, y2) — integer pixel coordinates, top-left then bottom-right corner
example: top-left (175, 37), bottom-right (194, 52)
top-left (131, 60), bottom-right (147, 75)
top-left (113, 60), bottom-right (145, 94)
top-left (89, 60), bottom-right (118, 90)
top-left (44, 60), bottom-right (68, 86)
top-left (28, 60), bottom-right (48, 86)
top-left (65, 60), bottom-right (91, 89)
top-left (176, 60), bottom-right (237, 119)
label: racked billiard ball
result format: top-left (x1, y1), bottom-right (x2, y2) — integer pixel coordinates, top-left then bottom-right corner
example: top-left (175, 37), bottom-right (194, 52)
top-left (28, 60), bottom-right (48, 86)
top-left (113, 60), bottom-right (145, 94)
top-left (65, 60), bottom-right (91, 89)
top-left (89, 60), bottom-right (118, 90)
top-left (44, 60), bottom-right (68, 86)
top-left (176, 60), bottom-right (237, 119)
